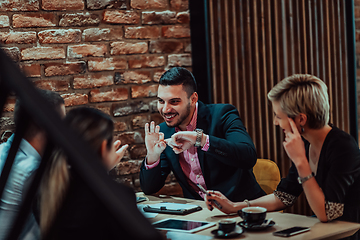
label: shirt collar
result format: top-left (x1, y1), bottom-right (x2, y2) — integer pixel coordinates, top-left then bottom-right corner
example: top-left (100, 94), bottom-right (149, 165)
top-left (7, 134), bottom-right (41, 160)
top-left (175, 102), bottom-right (198, 132)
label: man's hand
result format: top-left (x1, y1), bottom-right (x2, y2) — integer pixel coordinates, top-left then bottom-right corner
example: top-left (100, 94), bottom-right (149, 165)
top-left (165, 131), bottom-right (198, 154)
top-left (145, 121), bottom-right (167, 164)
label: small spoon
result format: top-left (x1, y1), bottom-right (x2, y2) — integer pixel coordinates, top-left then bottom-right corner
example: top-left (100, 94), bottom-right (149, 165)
top-left (260, 218), bottom-right (273, 227)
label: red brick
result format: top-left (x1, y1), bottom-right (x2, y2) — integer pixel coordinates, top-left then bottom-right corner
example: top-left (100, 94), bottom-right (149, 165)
top-left (0, 0), bottom-right (39, 11)
top-left (0, 31), bottom-right (36, 44)
top-left (59, 12), bottom-right (100, 27)
top-left (68, 44), bottom-right (107, 58)
top-left (83, 28), bottom-right (123, 42)
top-left (168, 53), bottom-right (191, 67)
top-left (87, 0), bottom-right (126, 10)
top-left (38, 29), bottom-right (81, 44)
top-left (131, 0), bottom-right (168, 9)
top-left (149, 99), bottom-right (158, 112)
top-left (355, 7), bottom-right (360, 19)
top-left (61, 93), bottom-right (88, 107)
top-left (88, 57), bottom-right (127, 71)
top-left (150, 112), bottom-right (163, 125)
top-left (2, 47), bottom-right (20, 62)
top-left (128, 55), bottom-right (165, 68)
top-left (129, 145), bottom-right (146, 160)
top-left (44, 62), bottom-right (86, 77)
top-left (13, 13), bottom-right (56, 28)
top-left (110, 41), bottom-right (148, 55)
top-left (356, 20), bottom-right (360, 30)
top-left (355, 0), bottom-right (360, 6)
top-left (42, 0), bottom-right (84, 10)
top-left (89, 88), bottom-right (128, 102)
top-left (142, 11), bottom-right (176, 25)
top-left (153, 69), bottom-right (166, 82)
top-left (118, 70), bottom-right (151, 84)
top-left (124, 26), bottom-right (160, 39)
top-left (73, 74), bottom-right (113, 89)
top-left (131, 115), bottom-right (150, 129)
top-left (21, 47), bottom-right (65, 60)
top-left (103, 10), bottom-right (140, 24)
top-left (149, 40), bottom-right (183, 53)
top-left (357, 44), bottom-right (360, 55)
top-left (114, 121), bottom-right (128, 132)
top-left (177, 11), bottom-right (189, 23)
top-left (131, 84), bottom-right (158, 98)
top-left (357, 31), bottom-right (360, 42)
top-left (162, 25), bottom-right (190, 38)
top-left (170, 0), bottom-right (188, 11)
top-left (184, 40), bottom-right (191, 52)
top-left (3, 98), bottom-right (15, 112)
top-left (20, 63), bottom-right (41, 77)
top-left (115, 131), bottom-right (143, 145)
top-left (112, 101), bottom-right (149, 117)
top-left (34, 79), bottom-right (70, 91)
top-left (116, 160), bottom-right (141, 174)
top-left (0, 15), bottom-right (9, 28)
top-left (94, 105), bottom-right (111, 116)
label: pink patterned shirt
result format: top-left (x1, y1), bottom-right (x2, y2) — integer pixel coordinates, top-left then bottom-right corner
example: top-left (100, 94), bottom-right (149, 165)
top-left (145, 103), bottom-right (210, 199)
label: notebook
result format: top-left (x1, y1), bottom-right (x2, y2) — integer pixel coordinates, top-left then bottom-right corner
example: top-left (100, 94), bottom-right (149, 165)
top-left (143, 202), bottom-right (202, 215)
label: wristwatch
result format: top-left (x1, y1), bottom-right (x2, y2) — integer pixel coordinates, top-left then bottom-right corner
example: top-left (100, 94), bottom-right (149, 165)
top-left (194, 128), bottom-right (203, 147)
top-left (297, 172), bottom-right (314, 184)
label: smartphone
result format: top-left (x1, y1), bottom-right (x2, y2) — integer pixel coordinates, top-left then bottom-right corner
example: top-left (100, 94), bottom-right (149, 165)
top-left (196, 184), bottom-right (222, 209)
top-left (273, 226), bottom-right (310, 237)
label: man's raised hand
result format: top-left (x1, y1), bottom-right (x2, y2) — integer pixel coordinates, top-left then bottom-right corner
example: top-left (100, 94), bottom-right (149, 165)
top-left (145, 121), bottom-right (167, 164)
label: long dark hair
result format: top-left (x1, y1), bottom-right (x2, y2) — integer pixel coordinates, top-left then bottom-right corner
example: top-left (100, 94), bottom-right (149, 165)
top-left (40, 107), bottom-right (114, 235)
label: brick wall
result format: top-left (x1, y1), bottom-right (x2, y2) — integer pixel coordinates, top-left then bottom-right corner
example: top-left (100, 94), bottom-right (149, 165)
top-left (0, 0), bottom-right (190, 194)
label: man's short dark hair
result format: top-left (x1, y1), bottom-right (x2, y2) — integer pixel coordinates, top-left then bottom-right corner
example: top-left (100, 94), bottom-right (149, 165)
top-left (14, 89), bottom-right (65, 140)
top-left (159, 67), bottom-right (197, 97)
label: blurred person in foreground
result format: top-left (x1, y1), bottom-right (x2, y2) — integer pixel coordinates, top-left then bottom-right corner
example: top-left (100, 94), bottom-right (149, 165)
top-left (140, 67), bottom-right (265, 202)
top-left (39, 107), bottom-right (162, 240)
top-left (206, 74), bottom-right (360, 240)
top-left (0, 89), bottom-right (65, 240)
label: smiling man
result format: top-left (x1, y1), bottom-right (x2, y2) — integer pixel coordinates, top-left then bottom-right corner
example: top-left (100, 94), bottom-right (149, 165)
top-left (139, 67), bottom-right (265, 202)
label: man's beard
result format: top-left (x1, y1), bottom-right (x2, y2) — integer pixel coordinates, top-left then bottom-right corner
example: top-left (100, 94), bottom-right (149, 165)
top-left (163, 103), bottom-right (191, 128)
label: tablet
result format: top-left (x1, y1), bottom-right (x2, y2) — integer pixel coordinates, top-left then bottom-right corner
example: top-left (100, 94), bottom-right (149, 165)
top-left (152, 218), bottom-right (216, 233)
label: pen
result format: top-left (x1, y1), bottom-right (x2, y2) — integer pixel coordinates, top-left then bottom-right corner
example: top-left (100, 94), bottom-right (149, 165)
top-left (196, 184), bottom-right (222, 209)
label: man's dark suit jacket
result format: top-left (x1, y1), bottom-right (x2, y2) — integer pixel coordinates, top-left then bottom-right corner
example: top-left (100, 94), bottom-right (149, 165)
top-left (140, 101), bottom-right (265, 202)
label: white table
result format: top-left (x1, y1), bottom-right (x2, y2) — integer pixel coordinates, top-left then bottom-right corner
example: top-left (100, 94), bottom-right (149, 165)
top-left (138, 194), bottom-right (360, 240)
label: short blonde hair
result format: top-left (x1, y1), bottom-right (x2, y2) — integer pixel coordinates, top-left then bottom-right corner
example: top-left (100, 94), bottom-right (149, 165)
top-left (267, 74), bottom-right (330, 129)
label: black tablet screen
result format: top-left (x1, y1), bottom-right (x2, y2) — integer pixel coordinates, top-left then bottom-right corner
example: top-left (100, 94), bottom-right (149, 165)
top-left (153, 219), bottom-right (209, 230)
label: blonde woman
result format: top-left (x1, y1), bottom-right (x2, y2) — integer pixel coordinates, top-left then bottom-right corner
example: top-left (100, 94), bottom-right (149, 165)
top-left (206, 74), bottom-right (360, 239)
top-left (39, 107), bottom-right (132, 239)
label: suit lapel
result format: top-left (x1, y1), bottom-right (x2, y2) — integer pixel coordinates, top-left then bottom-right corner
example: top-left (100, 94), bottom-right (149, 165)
top-left (196, 102), bottom-right (209, 182)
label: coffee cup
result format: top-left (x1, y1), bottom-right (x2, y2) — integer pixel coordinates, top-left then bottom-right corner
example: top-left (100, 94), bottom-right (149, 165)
top-left (238, 207), bottom-right (267, 225)
top-left (218, 219), bottom-right (236, 233)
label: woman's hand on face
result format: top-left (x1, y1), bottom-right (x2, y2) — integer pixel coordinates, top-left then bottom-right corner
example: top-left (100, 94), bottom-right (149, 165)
top-left (283, 118), bottom-right (307, 166)
top-left (205, 191), bottom-right (237, 215)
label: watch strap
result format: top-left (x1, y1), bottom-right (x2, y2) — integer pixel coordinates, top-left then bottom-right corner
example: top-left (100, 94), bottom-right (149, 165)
top-left (297, 172), bottom-right (314, 184)
top-left (194, 128), bottom-right (203, 147)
